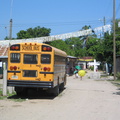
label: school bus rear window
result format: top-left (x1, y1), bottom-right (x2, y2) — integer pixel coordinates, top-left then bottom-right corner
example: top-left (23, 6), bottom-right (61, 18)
top-left (10, 53), bottom-right (20, 63)
top-left (24, 54), bottom-right (37, 64)
top-left (41, 54), bottom-right (51, 64)
top-left (23, 70), bottom-right (37, 77)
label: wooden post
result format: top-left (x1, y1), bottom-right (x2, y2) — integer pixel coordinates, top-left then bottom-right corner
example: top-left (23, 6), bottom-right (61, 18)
top-left (94, 59), bottom-right (97, 72)
top-left (2, 62), bottom-right (7, 96)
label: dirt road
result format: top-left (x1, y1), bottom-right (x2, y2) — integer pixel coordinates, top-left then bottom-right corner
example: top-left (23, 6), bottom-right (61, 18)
top-left (0, 71), bottom-right (120, 120)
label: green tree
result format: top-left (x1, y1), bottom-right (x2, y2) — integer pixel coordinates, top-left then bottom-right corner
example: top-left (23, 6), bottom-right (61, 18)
top-left (17, 26), bottom-right (51, 39)
top-left (102, 32), bottom-right (113, 64)
top-left (100, 19), bottom-right (120, 64)
top-left (115, 19), bottom-right (120, 55)
top-left (81, 25), bottom-right (91, 30)
top-left (65, 37), bottom-right (83, 56)
top-left (48, 40), bottom-right (69, 53)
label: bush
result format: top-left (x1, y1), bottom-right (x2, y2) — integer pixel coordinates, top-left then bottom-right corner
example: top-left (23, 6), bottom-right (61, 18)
top-left (89, 66), bottom-right (94, 71)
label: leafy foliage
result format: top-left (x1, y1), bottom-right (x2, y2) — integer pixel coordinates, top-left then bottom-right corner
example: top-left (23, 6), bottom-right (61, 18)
top-left (48, 40), bottom-right (69, 53)
top-left (17, 26), bottom-right (51, 39)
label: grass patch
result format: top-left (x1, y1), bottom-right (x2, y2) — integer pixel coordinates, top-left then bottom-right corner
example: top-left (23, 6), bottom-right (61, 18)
top-left (0, 90), bottom-right (7, 100)
top-left (0, 88), bottom-right (25, 102)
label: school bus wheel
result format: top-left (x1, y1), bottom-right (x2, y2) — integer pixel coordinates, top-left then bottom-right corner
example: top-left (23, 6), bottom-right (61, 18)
top-left (15, 87), bottom-right (28, 96)
top-left (53, 85), bottom-right (59, 96)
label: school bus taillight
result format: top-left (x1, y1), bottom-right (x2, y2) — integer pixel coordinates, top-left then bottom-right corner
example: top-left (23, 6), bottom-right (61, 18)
top-left (10, 44), bottom-right (20, 51)
top-left (11, 46), bottom-right (19, 50)
top-left (14, 66), bottom-right (17, 70)
top-left (10, 66), bottom-right (13, 70)
top-left (10, 66), bottom-right (17, 70)
top-left (47, 47), bottom-right (51, 51)
top-left (42, 45), bottom-right (52, 51)
top-left (47, 67), bottom-right (51, 71)
top-left (43, 67), bottom-right (51, 71)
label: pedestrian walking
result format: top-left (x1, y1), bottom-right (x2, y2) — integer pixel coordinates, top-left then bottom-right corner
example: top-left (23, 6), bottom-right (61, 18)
top-left (74, 65), bottom-right (81, 78)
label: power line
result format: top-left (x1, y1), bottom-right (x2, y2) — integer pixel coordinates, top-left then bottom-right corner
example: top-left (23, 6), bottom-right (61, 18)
top-left (0, 19), bottom-right (111, 28)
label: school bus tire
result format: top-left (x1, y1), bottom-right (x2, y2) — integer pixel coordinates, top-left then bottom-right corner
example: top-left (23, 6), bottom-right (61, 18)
top-left (59, 82), bottom-right (64, 90)
top-left (64, 74), bottom-right (67, 85)
top-left (16, 91), bottom-right (21, 96)
top-left (51, 78), bottom-right (59, 96)
top-left (15, 87), bottom-right (27, 96)
top-left (53, 85), bottom-right (59, 96)
top-left (47, 85), bottom-right (59, 96)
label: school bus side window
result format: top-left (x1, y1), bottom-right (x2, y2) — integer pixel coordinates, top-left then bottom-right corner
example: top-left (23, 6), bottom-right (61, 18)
top-left (24, 54), bottom-right (37, 64)
top-left (41, 54), bottom-right (51, 64)
top-left (10, 53), bottom-right (20, 63)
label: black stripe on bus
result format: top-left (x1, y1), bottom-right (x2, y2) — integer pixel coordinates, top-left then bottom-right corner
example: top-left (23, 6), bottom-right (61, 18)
top-left (7, 80), bottom-right (53, 88)
top-left (7, 71), bottom-right (21, 73)
top-left (40, 72), bottom-right (54, 74)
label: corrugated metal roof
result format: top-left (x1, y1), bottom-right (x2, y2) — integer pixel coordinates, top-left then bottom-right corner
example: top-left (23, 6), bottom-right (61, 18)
top-left (0, 45), bottom-right (8, 57)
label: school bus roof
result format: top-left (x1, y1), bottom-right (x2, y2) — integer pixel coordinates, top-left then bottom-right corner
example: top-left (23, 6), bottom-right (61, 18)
top-left (12, 42), bottom-right (67, 57)
top-left (52, 47), bottom-right (67, 57)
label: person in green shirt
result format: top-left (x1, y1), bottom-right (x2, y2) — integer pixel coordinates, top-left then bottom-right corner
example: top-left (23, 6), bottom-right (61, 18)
top-left (74, 65), bottom-right (81, 78)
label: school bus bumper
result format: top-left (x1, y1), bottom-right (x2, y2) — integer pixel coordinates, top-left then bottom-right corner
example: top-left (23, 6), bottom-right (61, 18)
top-left (7, 80), bottom-right (53, 88)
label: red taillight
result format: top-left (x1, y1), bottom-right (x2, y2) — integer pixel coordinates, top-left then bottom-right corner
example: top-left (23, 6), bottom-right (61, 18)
top-left (44, 67), bottom-right (47, 71)
top-left (43, 67), bottom-right (51, 71)
top-left (10, 45), bottom-right (20, 50)
top-left (10, 66), bottom-right (14, 70)
top-left (47, 47), bottom-right (51, 51)
top-left (42, 45), bottom-right (52, 51)
top-left (42, 47), bottom-right (51, 51)
top-left (10, 66), bottom-right (17, 70)
top-left (14, 66), bottom-right (17, 70)
top-left (11, 46), bottom-right (15, 50)
top-left (47, 67), bottom-right (51, 71)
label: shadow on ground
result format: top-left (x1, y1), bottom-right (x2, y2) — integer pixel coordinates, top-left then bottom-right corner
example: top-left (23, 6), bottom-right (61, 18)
top-left (112, 87), bottom-right (120, 95)
top-left (7, 88), bottom-right (65, 100)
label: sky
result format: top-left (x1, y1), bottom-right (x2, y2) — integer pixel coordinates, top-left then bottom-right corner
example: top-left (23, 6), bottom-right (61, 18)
top-left (0, 0), bottom-right (120, 40)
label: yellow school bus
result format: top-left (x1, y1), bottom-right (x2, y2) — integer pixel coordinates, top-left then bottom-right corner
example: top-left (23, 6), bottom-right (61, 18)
top-left (7, 42), bottom-right (67, 96)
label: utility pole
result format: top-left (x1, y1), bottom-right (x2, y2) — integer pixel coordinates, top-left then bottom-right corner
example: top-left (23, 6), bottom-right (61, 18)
top-left (113, 0), bottom-right (116, 80)
top-left (9, 19), bottom-right (12, 40)
top-left (103, 16), bottom-right (106, 26)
